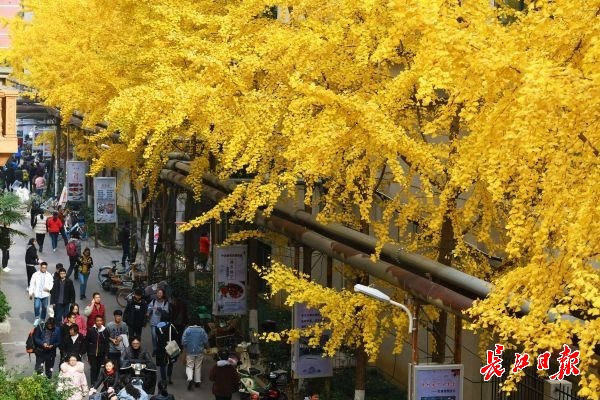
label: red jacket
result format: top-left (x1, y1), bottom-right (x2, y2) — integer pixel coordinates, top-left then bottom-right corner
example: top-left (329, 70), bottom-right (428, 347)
top-left (46, 217), bottom-right (64, 233)
top-left (199, 236), bottom-right (210, 255)
top-left (87, 303), bottom-right (106, 328)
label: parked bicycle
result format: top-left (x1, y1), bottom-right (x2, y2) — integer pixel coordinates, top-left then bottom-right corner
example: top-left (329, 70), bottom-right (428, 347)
top-left (66, 209), bottom-right (88, 240)
top-left (99, 260), bottom-right (146, 293)
top-left (115, 278), bottom-right (147, 308)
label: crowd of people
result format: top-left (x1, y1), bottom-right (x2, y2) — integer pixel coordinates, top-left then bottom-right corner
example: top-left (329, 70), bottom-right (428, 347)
top-left (0, 157), bottom-right (47, 194)
top-left (21, 235), bottom-right (221, 400)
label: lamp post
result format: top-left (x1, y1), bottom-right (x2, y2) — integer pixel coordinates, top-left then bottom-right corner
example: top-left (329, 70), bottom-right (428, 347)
top-left (354, 284), bottom-right (414, 333)
top-left (354, 283), bottom-right (419, 366)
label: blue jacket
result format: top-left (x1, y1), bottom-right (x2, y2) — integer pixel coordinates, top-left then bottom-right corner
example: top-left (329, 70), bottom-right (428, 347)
top-left (181, 325), bottom-right (208, 356)
top-left (33, 325), bottom-right (61, 353)
top-left (118, 385), bottom-right (149, 400)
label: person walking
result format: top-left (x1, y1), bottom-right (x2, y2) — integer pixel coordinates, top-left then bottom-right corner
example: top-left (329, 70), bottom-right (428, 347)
top-left (198, 231), bottom-right (210, 270)
top-left (33, 212), bottom-right (47, 253)
top-left (29, 261), bottom-right (54, 327)
top-left (61, 312), bottom-right (79, 342)
top-left (50, 267), bottom-right (76, 322)
top-left (57, 206), bottom-right (69, 245)
top-left (77, 247), bottom-right (94, 300)
top-left (147, 288), bottom-right (170, 354)
top-left (60, 324), bottom-right (86, 363)
top-left (46, 211), bottom-right (64, 252)
top-left (30, 195), bottom-right (41, 228)
top-left (34, 174), bottom-right (46, 196)
top-left (4, 164), bottom-right (15, 191)
top-left (154, 319), bottom-right (178, 384)
top-left (169, 292), bottom-right (188, 345)
top-left (182, 316), bottom-right (209, 390)
top-left (106, 309), bottom-right (129, 369)
top-left (86, 315), bottom-right (109, 384)
top-left (67, 304), bottom-right (88, 337)
top-left (118, 221), bottom-right (131, 267)
top-left (25, 238), bottom-right (38, 290)
top-left (123, 289), bottom-right (147, 339)
top-left (209, 350), bottom-right (240, 400)
top-left (33, 317), bottom-right (61, 378)
top-left (66, 232), bottom-right (82, 279)
top-left (0, 223), bottom-right (12, 271)
top-left (58, 354), bottom-right (89, 400)
top-left (85, 292), bottom-right (105, 328)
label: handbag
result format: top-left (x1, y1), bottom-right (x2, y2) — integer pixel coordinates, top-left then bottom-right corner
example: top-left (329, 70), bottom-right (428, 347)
top-left (47, 304), bottom-right (55, 318)
top-left (164, 325), bottom-right (181, 358)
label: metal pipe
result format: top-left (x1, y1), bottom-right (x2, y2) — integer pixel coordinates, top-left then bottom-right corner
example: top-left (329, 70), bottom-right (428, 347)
top-left (159, 167), bottom-right (473, 316)
top-left (165, 158), bottom-right (491, 299)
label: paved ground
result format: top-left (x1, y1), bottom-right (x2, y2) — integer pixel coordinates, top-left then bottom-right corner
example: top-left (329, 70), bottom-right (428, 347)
top-left (0, 218), bottom-right (236, 399)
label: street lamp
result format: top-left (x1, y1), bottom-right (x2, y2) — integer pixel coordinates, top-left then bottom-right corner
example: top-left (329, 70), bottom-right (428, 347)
top-left (354, 284), bottom-right (415, 334)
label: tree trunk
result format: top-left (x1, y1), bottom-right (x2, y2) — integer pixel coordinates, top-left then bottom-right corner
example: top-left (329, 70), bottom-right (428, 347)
top-left (432, 215), bottom-right (455, 363)
top-left (432, 108), bottom-right (461, 364)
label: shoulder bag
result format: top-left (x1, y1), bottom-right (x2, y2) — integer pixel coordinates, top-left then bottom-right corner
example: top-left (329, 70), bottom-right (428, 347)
top-left (165, 325), bottom-right (181, 358)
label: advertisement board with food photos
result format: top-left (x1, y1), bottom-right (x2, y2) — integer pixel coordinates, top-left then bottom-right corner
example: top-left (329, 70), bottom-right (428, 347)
top-left (214, 245), bottom-right (247, 315)
top-left (93, 177), bottom-right (117, 223)
top-left (66, 161), bottom-right (87, 202)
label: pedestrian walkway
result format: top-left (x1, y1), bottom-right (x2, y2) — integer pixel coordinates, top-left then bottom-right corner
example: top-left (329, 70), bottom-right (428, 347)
top-left (0, 218), bottom-right (228, 399)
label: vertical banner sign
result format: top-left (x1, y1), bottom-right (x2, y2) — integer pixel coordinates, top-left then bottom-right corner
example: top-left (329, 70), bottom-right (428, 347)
top-left (66, 161), bottom-right (87, 202)
top-left (291, 303), bottom-right (333, 379)
top-left (93, 177), bottom-right (117, 223)
top-left (213, 245), bottom-right (247, 315)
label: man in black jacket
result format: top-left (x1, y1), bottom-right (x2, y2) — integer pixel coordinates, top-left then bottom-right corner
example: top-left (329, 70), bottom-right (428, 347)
top-left (50, 267), bottom-right (75, 322)
top-left (123, 289), bottom-right (147, 339)
top-left (87, 315), bottom-right (109, 384)
top-left (25, 238), bottom-right (38, 290)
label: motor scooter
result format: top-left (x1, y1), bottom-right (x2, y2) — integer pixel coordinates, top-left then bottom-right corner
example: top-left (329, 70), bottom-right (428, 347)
top-left (120, 361), bottom-right (157, 394)
top-left (237, 342), bottom-right (289, 400)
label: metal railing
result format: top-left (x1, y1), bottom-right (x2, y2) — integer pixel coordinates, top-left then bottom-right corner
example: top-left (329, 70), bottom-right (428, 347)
top-left (553, 382), bottom-right (584, 400)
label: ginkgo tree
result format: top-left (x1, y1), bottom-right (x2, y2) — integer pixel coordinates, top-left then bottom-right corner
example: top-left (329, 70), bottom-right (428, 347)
top-left (7, 0), bottom-right (600, 397)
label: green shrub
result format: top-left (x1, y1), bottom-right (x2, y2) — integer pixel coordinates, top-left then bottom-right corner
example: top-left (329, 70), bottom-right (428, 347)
top-left (0, 370), bottom-right (73, 400)
top-left (0, 291), bottom-right (10, 323)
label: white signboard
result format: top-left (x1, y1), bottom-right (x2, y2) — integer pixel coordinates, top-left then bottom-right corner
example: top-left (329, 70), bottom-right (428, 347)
top-left (291, 303), bottom-right (333, 379)
top-left (213, 245), bottom-right (247, 315)
top-left (66, 161), bottom-right (87, 202)
top-left (93, 177), bottom-right (117, 223)
top-left (410, 364), bottom-right (463, 400)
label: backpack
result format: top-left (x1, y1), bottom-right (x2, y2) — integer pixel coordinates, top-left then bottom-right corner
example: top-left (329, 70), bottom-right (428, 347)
top-left (26, 326), bottom-right (39, 354)
top-left (66, 240), bottom-right (77, 257)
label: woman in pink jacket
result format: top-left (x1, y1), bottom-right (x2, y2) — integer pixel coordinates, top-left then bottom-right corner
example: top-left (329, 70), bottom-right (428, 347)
top-left (58, 354), bottom-right (89, 400)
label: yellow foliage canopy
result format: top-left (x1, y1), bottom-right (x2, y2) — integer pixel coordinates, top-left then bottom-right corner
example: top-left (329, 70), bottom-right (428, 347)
top-left (7, 0), bottom-right (600, 396)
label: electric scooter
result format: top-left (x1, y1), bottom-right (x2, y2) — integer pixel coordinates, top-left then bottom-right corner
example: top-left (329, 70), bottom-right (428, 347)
top-left (237, 342), bottom-right (289, 400)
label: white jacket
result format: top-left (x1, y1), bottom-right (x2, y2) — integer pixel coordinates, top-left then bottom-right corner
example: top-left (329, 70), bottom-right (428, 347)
top-left (33, 215), bottom-right (48, 235)
top-left (29, 271), bottom-right (54, 298)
